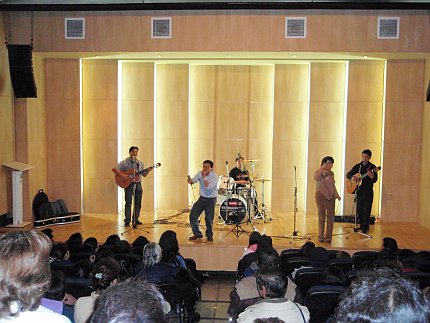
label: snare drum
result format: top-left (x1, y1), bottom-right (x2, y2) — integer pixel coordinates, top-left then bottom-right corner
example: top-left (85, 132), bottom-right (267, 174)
top-left (237, 187), bottom-right (252, 200)
top-left (217, 176), bottom-right (235, 195)
top-left (219, 195), bottom-right (247, 224)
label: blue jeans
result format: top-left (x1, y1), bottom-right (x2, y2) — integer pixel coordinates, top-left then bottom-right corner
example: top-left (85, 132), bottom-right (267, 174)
top-left (124, 182), bottom-right (142, 224)
top-left (189, 196), bottom-right (216, 238)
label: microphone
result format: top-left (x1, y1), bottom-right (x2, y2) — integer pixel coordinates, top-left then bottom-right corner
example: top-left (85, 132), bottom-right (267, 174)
top-left (225, 161), bottom-right (228, 165)
top-left (237, 150), bottom-right (241, 159)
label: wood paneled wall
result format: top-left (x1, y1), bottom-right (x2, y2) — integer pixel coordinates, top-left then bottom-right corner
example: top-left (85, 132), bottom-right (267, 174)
top-left (272, 64), bottom-right (309, 212)
top-left (82, 60), bottom-right (118, 213)
top-left (344, 61), bottom-right (384, 218)
top-left (419, 59), bottom-right (430, 229)
top-left (155, 64), bottom-right (189, 210)
top-left (45, 59), bottom-right (81, 212)
top-left (382, 60), bottom-right (424, 222)
top-left (121, 62), bottom-right (155, 211)
top-left (0, 16), bottom-right (14, 215)
top-left (306, 63), bottom-right (346, 216)
top-left (5, 10), bottom-right (429, 53)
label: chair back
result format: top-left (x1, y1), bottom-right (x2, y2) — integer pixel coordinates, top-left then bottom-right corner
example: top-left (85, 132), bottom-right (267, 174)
top-left (329, 258), bottom-right (353, 274)
top-left (285, 256), bottom-right (311, 276)
top-left (403, 271), bottom-right (430, 289)
top-left (157, 283), bottom-right (185, 322)
top-left (295, 268), bottom-right (323, 298)
top-left (304, 285), bottom-right (347, 323)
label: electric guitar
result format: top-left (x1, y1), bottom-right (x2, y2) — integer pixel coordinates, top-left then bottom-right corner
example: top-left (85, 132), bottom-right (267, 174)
top-left (115, 163), bottom-right (161, 188)
top-left (346, 166), bottom-right (381, 194)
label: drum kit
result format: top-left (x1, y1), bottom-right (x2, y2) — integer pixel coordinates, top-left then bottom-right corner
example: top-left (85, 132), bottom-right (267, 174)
top-left (216, 159), bottom-right (271, 237)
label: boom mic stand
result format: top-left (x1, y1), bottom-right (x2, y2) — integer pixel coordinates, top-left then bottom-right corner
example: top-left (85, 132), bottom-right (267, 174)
top-left (122, 160), bottom-right (149, 236)
top-left (283, 166), bottom-right (307, 243)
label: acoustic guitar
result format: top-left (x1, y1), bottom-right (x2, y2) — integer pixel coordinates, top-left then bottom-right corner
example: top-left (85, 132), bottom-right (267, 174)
top-left (346, 166), bottom-right (381, 194)
top-left (115, 163), bottom-right (161, 188)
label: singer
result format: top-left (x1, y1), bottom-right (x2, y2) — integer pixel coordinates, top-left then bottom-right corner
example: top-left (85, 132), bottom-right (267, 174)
top-left (112, 146), bottom-right (144, 227)
top-left (346, 149), bottom-right (378, 234)
top-left (314, 156), bottom-right (341, 243)
top-left (187, 160), bottom-right (218, 242)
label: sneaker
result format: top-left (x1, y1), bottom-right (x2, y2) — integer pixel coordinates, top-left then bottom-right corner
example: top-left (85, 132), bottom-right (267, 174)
top-left (188, 235), bottom-right (203, 241)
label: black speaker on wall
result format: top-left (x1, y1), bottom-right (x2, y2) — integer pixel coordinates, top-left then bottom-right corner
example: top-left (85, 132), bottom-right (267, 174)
top-left (7, 44), bottom-right (37, 98)
top-left (426, 79), bottom-right (430, 102)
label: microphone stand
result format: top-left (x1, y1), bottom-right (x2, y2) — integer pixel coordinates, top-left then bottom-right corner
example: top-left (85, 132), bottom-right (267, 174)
top-left (283, 165), bottom-right (308, 243)
top-left (122, 159), bottom-right (149, 236)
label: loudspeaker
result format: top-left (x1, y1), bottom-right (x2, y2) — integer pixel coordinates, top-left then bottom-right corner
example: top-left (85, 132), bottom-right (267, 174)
top-left (7, 44), bottom-right (37, 98)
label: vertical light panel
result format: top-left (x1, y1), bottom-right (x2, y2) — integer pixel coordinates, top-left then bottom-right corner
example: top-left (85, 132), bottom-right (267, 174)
top-left (82, 59), bottom-right (118, 213)
top-left (117, 61), bottom-right (123, 213)
top-left (306, 62), bottom-right (346, 216)
top-left (249, 65), bottom-right (275, 208)
top-left (156, 64), bottom-right (189, 210)
top-left (121, 62), bottom-right (155, 211)
top-left (344, 60), bottom-right (384, 217)
top-left (272, 64), bottom-right (310, 213)
top-left (189, 65), bottom-right (215, 205)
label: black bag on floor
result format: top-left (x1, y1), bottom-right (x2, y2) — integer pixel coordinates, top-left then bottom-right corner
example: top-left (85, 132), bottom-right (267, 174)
top-left (33, 189), bottom-right (49, 220)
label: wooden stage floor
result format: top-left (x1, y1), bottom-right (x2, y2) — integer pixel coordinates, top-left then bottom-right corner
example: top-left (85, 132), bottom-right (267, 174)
top-left (6, 210), bottom-right (430, 271)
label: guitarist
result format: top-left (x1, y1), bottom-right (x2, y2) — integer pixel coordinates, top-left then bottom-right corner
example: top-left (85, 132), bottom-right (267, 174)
top-left (112, 146), bottom-right (145, 227)
top-left (346, 149), bottom-right (378, 234)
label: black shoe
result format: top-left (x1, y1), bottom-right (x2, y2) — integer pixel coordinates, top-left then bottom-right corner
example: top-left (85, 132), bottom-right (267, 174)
top-left (207, 236), bottom-right (213, 242)
top-left (188, 235), bottom-right (203, 241)
top-left (135, 220), bottom-right (143, 225)
top-left (124, 222), bottom-right (130, 227)
top-left (132, 224), bottom-right (138, 229)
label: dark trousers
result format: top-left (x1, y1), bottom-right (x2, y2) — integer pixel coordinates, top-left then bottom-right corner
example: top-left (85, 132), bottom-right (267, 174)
top-left (189, 196), bottom-right (216, 238)
top-left (357, 190), bottom-right (373, 230)
top-left (124, 182), bottom-right (142, 224)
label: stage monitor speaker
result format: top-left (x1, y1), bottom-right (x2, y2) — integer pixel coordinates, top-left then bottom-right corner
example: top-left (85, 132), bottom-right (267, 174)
top-left (7, 44), bottom-right (37, 98)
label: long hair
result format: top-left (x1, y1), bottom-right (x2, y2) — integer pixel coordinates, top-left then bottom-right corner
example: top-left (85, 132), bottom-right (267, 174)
top-left (159, 230), bottom-right (181, 265)
top-left (0, 230), bottom-right (52, 318)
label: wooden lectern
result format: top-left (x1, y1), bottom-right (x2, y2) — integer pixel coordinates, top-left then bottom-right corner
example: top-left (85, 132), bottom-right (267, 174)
top-left (2, 161), bottom-right (33, 227)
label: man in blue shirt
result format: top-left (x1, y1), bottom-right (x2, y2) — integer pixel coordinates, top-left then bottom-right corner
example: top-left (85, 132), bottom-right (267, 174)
top-left (188, 160), bottom-right (218, 242)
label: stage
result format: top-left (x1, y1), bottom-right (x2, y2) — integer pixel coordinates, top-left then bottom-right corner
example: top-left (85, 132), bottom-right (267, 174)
top-left (3, 209), bottom-right (424, 272)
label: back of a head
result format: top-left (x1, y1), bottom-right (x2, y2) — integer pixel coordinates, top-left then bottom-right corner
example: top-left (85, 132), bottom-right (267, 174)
top-left (382, 237), bottom-right (398, 252)
top-left (0, 230), bottom-right (52, 318)
top-left (256, 267), bottom-right (287, 299)
top-left (249, 231), bottom-right (262, 246)
top-left (299, 241), bottom-right (315, 257)
top-left (334, 268), bottom-right (430, 323)
top-left (91, 278), bottom-right (168, 323)
top-left (257, 235), bottom-right (273, 250)
top-left (92, 257), bottom-right (122, 291)
top-left (44, 270), bottom-right (67, 301)
top-left (50, 242), bottom-right (69, 261)
top-left (321, 265), bottom-right (346, 286)
top-left (257, 247), bottom-right (280, 270)
top-left (142, 242), bottom-right (162, 268)
top-left (310, 247), bottom-right (330, 268)
top-left (159, 230), bottom-right (180, 264)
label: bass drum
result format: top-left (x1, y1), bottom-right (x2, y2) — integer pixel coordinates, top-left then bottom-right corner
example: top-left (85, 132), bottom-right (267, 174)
top-left (219, 195), bottom-right (247, 224)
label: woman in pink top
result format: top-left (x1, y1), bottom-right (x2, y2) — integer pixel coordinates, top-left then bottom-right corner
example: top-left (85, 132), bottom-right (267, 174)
top-left (314, 156), bottom-right (341, 244)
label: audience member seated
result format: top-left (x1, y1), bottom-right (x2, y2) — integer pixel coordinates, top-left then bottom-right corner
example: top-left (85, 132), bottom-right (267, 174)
top-left (90, 278), bottom-right (168, 323)
top-left (0, 230), bottom-right (70, 322)
top-left (380, 236), bottom-right (399, 260)
top-left (333, 268), bottom-right (430, 322)
top-left (131, 235), bottom-right (149, 256)
top-left (298, 241), bottom-right (315, 257)
top-left (136, 242), bottom-right (200, 322)
top-left (237, 267), bottom-right (310, 323)
top-left (74, 257), bottom-right (121, 323)
top-left (321, 265), bottom-right (347, 286)
top-left (242, 231), bottom-right (261, 258)
top-left (42, 228), bottom-right (55, 242)
top-left (42, 270), bottom-right (76, 322)
top-left (82, 237), bottom-right (98, 254)
top-left (229, 248), bottom-right (298, 321)
top-left (398, 249), bottom-right (418, 273)
top-left (238, 234), bottom-right (273, 278)
top-left (65, 233), bottom-right (84, 254)
top-left (51, 243), bottom-right (72, 264)
top-left (292, 247), bottom-right (330, 279)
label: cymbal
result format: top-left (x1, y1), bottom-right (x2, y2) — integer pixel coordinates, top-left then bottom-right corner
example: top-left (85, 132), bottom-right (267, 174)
top-left (244, 159), bottom-right (260, 163)
top-left (255, 178), bottom-right (271, 183)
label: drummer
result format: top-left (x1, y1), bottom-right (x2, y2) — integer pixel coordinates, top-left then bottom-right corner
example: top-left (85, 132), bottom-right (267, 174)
top-left (229, 156), bottom-right (249, 191)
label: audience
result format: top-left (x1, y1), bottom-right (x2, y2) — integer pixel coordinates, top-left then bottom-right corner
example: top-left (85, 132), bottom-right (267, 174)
top-left (74, 257), bottom-right (121, 323)
top-left (333, 268), bottom-right (430, 322)
top-left (242, 231), bottom-right (261, 258)
top-left (0, 230), bottom-right (70, 322)
top-left (380, 236), bottom-right (399, 260)
top-left (237, 267), bottom-right (309, 323)
top-left (321, 265), bottom-right (347, 286)
top-left (90, 278), bottom-right (168, 323)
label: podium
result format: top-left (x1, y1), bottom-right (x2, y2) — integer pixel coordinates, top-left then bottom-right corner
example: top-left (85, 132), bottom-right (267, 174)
top-left (2, 161), bottom-right (33, 227)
